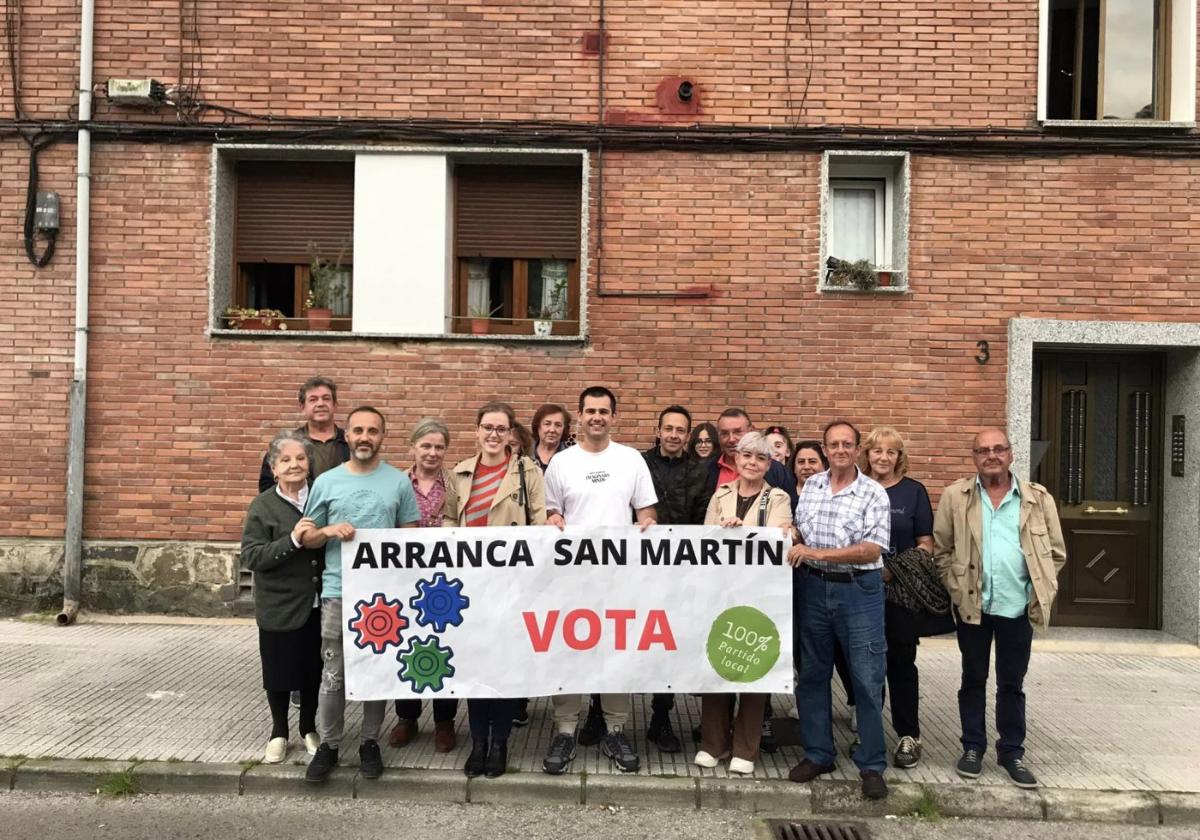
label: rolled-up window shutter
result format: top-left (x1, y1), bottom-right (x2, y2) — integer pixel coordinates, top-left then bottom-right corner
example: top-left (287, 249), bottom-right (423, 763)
top-left (235, 161), bottom-right (354, 265)
top-left (455, 165), bottom-right (581, 259)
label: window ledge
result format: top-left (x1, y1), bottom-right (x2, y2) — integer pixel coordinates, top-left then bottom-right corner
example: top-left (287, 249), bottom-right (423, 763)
top-left (1040, 119), bottom-right (1195, 130)
top-left (210, 328), bottom-right (586, 343)
top-left (818, 284), bottom-right (910, 295)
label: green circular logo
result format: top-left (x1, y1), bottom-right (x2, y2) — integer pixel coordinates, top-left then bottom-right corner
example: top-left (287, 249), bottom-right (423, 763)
top-left (706, 606), bottom-right (781, 683)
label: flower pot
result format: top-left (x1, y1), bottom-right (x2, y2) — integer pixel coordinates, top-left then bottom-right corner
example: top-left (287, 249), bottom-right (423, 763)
top-left (306, 308), bottom-right (333, 331)
top-left (238, 317), bottom-right (268, 331)
top-left (470, 318), bottom-right (489, 335)
top-left (533, 319), bottom-right (553, 338)
top-left (877, 271), bottom-right (892, 287)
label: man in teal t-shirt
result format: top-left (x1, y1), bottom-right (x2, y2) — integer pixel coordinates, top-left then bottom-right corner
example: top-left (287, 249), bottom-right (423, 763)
top-left (298, 405), bottom-right (419, 784)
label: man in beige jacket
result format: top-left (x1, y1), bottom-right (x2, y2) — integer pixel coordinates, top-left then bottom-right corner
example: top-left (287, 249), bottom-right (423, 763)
top-left (933, 428), bottom-right (1066, 790)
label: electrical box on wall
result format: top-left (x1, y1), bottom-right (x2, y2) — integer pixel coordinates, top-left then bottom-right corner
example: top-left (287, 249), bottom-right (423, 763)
top-left (34, 192), bottom-right (60, 232)
top-left (105, 79), bottom-right (166, 106)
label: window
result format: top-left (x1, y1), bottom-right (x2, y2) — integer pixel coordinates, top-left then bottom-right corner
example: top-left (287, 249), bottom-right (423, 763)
top-left (212, 148), bottom-right (587, 338)
top-left (452, 164), bottom-right (581, 335)
top-left (233, 160), bottom-right (353, 329)
top-left (820, 152), bottom-right (909, 291)
top-left (1041, 0), bottom-right (1196, 123)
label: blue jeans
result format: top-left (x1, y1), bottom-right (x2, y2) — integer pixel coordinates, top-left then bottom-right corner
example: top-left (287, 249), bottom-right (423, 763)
top-left (796, 568), bottom-right (888, 772)
top-left (956, 610), bottom-right (1032, 761)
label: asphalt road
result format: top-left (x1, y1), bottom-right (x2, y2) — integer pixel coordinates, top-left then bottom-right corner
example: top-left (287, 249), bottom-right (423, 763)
top-left (2, 791), bottom-right (1194, 840)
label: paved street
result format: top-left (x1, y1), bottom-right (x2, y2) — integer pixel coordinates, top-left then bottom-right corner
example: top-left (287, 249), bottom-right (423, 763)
top-left (1, 618), bottom-right (1197, 793)
top-left (3, 791), bottom-right (1197, 840)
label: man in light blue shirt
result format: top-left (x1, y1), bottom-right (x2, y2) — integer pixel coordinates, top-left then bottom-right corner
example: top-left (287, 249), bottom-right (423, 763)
top-left (298, 406), bottom-right (419, 784)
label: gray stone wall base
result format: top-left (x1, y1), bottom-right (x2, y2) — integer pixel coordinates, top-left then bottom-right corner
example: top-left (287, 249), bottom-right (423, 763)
top-left (0, 538), bottom-right (241, 617)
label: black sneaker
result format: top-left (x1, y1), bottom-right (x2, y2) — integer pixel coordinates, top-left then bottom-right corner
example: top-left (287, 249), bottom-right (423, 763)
top-left (602, 730), bottom-right (640, 773)
top-left (289, 690), bottom-right (301, 709)
top-left (956, 748), bottom-right (983, 779)
top-left (358, 739), bottom-right (383, 780)
top-left (893, 735), bottom-right (922, 769)
top-left (999, 757), bottom-right (1039, 789)
top-left (512, 698), bottom-right (530, 728)
top-left (578, 700), bottom-right (606, 746)
top-left (860, 769), bottom-right (889, 800)
top-left (760, 717), bottom-right (778, 754)
top-left (646, 715), bottom-right (681, 753)
top-left (542, 732), bottom-right (577, 775)
top-left (305, 743), bottom-right (338, 783)
top-left (691, 724), bottom-right (702, 743)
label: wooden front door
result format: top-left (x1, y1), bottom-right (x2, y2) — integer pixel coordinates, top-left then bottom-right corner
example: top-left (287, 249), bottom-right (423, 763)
top-left (1032, 352), bottom-right (1162, 628)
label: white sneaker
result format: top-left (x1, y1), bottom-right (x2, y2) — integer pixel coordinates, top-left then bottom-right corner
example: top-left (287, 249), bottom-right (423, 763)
top-left (263, 736), bottom-right (288, 764)
top-left (693, 750), bottom-right (719, 768)
top-left (304, 732), bottom-right (321, 756)
top-left (728, 757), bottom-right (754, 775)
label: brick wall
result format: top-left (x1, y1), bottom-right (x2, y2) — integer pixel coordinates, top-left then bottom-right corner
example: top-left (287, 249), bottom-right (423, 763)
top-left (3, 2), bottom-right (1200, 546)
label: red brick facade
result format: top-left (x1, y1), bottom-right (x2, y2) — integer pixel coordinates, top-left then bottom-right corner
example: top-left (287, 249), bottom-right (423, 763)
top-left (3, 2), bottom-right (1200, 547)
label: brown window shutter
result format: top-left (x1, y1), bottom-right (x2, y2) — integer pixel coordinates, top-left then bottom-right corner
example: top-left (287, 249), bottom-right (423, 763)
top-left (235, 161), bottom-right (354, 265)
top-left (455, 165), bottom-right (581, 259)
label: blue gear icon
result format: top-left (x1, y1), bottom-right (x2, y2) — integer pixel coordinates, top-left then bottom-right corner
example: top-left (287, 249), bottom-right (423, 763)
top-left (409, 572), bottom-right (470, 632)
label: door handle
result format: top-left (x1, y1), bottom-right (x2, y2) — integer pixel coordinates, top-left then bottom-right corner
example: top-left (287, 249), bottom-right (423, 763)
top-left (1083, 506), bottom-right (1129, 515)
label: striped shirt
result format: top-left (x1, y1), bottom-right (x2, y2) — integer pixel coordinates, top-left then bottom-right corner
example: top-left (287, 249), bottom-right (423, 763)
top-left (794, 467), bottom-right (891, 572)
top-left (465, 459), bottom-right (508, 527)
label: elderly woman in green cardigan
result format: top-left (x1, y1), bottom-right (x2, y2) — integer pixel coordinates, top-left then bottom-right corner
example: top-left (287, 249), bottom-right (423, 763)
top-left (241, 430), bottom-right (325, 764)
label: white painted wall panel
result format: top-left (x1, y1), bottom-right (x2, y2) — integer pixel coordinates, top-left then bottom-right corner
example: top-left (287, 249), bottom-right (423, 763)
top-left (353, 154), bottom-right (448, 334)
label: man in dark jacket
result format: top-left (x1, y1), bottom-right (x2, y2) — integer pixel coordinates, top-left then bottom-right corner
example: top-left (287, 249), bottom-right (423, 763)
top-left (640, 404), bottom-right (710, 752)
top-left (706, 407), bottom-right (798, 508)
top-left (258, 376), bottom-right (351, 492)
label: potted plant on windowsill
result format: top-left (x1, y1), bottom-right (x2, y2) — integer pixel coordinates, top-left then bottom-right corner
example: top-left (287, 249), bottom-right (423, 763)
top-left (468, 304), bottom-right (498, 335)
top-left (223, 306), bottom-right (287, 331)
top-left (825, 257), bottom-right (878, 291)
top-left (305, 242), bottom-right (349, 331)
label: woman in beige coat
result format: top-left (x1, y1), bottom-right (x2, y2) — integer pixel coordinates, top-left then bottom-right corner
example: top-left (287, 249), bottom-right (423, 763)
top-left (695, 431), bottom-right (792, 775)
top-left (442, 401), bottom-right (546, 779)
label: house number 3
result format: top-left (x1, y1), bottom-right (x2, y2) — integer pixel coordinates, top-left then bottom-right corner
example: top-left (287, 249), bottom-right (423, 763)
top-left (975, 341), bottom-right (990, 364)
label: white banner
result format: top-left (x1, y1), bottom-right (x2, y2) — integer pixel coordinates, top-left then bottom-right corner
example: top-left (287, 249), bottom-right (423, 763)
top-left (342, 525), bottom-right (793, 700)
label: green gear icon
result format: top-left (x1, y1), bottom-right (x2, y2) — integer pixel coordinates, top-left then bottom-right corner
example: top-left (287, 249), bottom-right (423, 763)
top-left (396, 636), bottom-right (455, 693)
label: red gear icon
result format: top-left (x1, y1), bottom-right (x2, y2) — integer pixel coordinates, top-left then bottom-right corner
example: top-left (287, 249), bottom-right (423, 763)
top-left (347, 593), bottom-right (409, 654)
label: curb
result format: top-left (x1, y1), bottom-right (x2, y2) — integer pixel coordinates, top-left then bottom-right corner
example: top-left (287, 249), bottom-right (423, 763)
top-left (4, 758), bottom-right (1199, 824)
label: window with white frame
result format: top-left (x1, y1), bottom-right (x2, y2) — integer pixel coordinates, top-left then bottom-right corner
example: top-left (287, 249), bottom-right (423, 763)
top-left (820, 151), bottom-right (909, 290)
top-left (1041, 0), bottom-right (1196, 123)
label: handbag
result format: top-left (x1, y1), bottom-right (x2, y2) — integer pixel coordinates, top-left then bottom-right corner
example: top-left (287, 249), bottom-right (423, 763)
top-left (884, 546), bottom-right (951, 616)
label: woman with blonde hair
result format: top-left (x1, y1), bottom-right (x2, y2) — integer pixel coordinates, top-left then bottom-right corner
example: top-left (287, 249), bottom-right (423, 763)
top-left (443, 401), bottom-right (547, 779)
top-left (859, 426), bottom-right (949, 770)
top-left (694, 431), bottom-right (792, 775)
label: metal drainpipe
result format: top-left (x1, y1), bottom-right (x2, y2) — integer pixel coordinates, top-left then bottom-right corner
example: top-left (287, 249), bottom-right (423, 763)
top-left (57, 0), bottom-right (95, 626)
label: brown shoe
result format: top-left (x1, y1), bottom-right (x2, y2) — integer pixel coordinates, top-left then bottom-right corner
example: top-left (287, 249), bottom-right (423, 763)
top-left (788, 758), bottom-right (836, 784)
top-left (434, 720), bottom-right (457, 753)
top-left (860, 769), bottom-right (889, 800)
top-left (387, 718), bottom-right (418, 748)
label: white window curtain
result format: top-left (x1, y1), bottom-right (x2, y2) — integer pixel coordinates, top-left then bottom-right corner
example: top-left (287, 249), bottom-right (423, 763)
top-left (830, 186), bottom-right (878, 264)
top-left (538, 260), bottom-right (569, 319)
top-left (467, 258), bottom-right (490, 316)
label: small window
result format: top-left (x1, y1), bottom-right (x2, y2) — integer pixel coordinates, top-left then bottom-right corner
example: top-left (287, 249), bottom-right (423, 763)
top-left (452, 164), bottom-right (581, 335)
top-left (820, 152), bottom-right (908, 292)
top-left (1042, 0), bottom-right (1195, 123)
top-left (232, 160), bottom-right (354, 329)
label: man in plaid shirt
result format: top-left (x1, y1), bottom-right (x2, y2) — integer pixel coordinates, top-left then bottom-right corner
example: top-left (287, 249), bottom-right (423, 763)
top-left (786, 419), bottom-right (892, 801)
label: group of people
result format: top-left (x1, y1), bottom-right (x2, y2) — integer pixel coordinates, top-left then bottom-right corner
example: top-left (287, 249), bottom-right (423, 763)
top-left (241, 376), bottom-right (1067, 801)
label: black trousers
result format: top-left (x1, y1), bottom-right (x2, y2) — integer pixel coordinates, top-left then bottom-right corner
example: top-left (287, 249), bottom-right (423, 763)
top-left (395, 698), bottom-right (459, 723)
top-left (467, 698), bottom-right (516, 740)
top-left (956, 610), bottom-right (1033, 761)
top-left (884, 601), bottom-right (922, 737)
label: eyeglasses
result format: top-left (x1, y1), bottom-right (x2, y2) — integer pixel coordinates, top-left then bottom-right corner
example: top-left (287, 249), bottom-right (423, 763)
top-left (825, 441), bottom-right (858, 451)
top-left (479, 423), bottom-right (511, 437)
top-left (972, 445), bottom-right (1011, 457)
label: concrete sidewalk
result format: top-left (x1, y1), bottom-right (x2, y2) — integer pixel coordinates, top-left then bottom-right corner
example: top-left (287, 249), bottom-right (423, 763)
top-left (1, 617), bottom-right (1198, 820)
